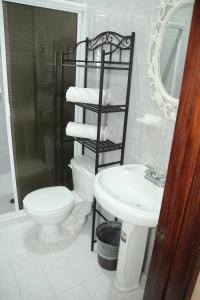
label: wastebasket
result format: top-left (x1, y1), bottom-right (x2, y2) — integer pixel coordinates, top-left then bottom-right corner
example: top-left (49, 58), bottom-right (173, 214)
top-left (96, 221), bottom-right (122, 271)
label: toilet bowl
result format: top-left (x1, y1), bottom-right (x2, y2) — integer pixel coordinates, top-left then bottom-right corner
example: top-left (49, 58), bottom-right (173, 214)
top-left (23, 155), bottom-right (94, 243)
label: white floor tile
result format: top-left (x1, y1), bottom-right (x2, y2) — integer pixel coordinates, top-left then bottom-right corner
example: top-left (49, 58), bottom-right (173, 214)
top-left (70, 252), bottom-right (115, 284)
top-left (120, 289), bottom-right (142, 300)
top-left (1, 221), bottom-right (33, 258)
top-left (83, 274), bottom-right (142, 300)
top-left (82, 272), bottom-right (114, 300)
top-left (62, 235), bottom-right (98, 270)
top-left (0, 233), bottom-right (6, 255)
top-left (0, 218), bottom-right (144, 300)
top-left (11, 253), bottom-right (44, 283)
top-left (0, 257), bottom-right (21, 295)
top-left (37, 250), bottom-right (71, 274)
top-left (18, 274), bottom-right (55, 300)
top-left (0, 286), bottom-right (22, 300)
top-left (0, 237), bottom-right (22, 299)
top-left (56, 284), bottom-right (92, 300)
top-left (45, 264), bottom-right (82, 294)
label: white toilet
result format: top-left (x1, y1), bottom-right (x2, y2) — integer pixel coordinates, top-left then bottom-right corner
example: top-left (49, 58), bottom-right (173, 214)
top-left (23, 155), bottom-right (94, 243)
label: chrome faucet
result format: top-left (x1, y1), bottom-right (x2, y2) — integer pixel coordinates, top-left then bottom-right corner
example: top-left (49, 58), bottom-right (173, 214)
top-left (144, 165), bottom-right (166, 188)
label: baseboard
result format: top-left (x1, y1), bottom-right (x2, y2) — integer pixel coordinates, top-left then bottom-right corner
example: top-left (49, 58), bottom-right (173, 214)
top-left (0, 209), bottom-right (29, 228)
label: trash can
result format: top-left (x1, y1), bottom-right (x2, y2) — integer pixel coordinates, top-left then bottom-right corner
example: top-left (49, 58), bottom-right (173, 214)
top-left (96, 221), bottom-right (122, 271)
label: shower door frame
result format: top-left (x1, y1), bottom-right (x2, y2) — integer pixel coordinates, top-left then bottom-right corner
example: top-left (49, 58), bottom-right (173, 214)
top-left (0, 0), bottom-right (85, 217)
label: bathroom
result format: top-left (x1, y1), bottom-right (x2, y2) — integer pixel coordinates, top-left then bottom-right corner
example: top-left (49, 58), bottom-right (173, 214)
top-left (0, 0), bottom-right (199, 299)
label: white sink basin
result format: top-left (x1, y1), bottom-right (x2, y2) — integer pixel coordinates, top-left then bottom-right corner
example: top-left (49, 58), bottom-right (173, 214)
top-left (94, 164), bottom-right (164, 227)
top-left (93, 164), bottom-right (164, 292)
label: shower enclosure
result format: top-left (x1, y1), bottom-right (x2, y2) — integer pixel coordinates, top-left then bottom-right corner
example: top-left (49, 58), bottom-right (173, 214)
top-left (1, 1), bottom-right (78, 210)
top-left (0, 49), bottom-right (14, 215)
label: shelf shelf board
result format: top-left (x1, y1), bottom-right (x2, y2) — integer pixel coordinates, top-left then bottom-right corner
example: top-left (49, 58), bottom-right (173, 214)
top-left (62, 59), bottom-right (130, 65)
top-left (62, 63), bottom-right (130, 71)
top-left (63, 136), bottom-right (122, 153)
top-left (68, 102), bottom-right (126, 113)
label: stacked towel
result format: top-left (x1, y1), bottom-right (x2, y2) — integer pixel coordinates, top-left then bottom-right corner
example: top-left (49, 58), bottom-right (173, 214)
top-left (66, 87), bottom-right (110, 105)
top-left (66, 122), bottom-right (108, 141)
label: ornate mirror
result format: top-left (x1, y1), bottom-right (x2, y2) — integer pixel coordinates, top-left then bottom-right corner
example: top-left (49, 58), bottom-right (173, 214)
top-left (148, 0), bottom-right (194, 120)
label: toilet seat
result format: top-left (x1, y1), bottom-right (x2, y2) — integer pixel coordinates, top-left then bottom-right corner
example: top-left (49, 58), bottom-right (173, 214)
top-left (23, 186), bottom-right (74, 214)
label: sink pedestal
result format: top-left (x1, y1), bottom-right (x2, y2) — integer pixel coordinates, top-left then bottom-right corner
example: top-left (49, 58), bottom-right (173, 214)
top-left (93, 164), bottom-right (164, 292)
top-left (114, 222), bottom-right (148, 292)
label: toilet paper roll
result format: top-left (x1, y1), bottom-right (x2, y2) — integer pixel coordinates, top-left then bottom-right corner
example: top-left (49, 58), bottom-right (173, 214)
top-left (66, 122), bottom-right (109, 141)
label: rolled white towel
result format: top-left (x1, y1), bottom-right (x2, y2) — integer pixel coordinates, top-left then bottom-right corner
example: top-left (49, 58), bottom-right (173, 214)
top-left (66, 122), bottom-right (108, 141)
top-left (66, 87), bottom-right (110, 105)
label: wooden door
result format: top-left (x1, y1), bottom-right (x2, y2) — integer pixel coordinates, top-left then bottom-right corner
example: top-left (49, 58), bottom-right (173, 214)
top-left (143, 1), bottom-right (200, 299)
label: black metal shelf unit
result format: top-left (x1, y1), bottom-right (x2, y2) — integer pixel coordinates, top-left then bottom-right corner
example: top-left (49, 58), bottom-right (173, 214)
top-left (69, 102), bottom-right (126, 113)
top-left (58, 31), bottom-right (135, 251)
top-left (63, 136), bottom-right (123, 153)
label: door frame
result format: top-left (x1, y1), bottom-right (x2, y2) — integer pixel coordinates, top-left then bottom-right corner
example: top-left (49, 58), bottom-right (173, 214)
top-left (143, 0), bottom-right (200, 299)
top-left (0, 0), bottom-right (85, 216)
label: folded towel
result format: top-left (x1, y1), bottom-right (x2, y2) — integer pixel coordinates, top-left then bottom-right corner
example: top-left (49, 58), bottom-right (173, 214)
top-left (66, 87), bottom-right (110, 105)
top-left (66, 122), bottom-right (108, 141)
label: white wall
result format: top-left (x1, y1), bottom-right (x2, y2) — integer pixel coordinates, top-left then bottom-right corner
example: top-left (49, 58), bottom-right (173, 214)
top-left (81, 0), bottom-right (176, 172)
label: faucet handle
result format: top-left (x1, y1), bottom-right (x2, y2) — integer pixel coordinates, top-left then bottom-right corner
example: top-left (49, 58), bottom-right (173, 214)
top-left (145, 164), bottom-right (155, 171)
top-left (145, 165), bottom-right (166, 188)
top-left (145, 165), bottom-right (165, 175)
top-left (145, 165), bottom-right (156, 174)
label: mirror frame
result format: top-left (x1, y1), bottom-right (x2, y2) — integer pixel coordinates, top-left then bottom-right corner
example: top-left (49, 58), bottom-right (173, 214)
top-left (148, 0), bottom-right (194, 120)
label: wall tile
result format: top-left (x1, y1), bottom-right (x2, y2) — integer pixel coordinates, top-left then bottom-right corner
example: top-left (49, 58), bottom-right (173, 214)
top-left (83, 0), bottom-right (176, 173)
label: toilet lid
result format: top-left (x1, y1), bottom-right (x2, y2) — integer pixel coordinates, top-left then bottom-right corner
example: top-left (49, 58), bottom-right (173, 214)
top-left (23, 186), bottom-right (74, 213)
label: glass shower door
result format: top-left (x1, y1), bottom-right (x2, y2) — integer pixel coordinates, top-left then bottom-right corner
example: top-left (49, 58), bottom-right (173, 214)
top-left (3, 2), bottom-right (77, 208)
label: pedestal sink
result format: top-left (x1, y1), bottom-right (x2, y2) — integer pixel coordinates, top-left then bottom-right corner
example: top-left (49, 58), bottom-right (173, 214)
top-left (93, 164), bottom-right (164, 292)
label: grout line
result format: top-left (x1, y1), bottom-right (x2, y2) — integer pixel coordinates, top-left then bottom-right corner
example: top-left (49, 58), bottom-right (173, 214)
top-left (79, 283), bottom-right (93, 300)
top-left (0, 217), bottom-right (143, 300)
top-left (93, 4), bottom-right (162, 16)
top-left (0, 233), bottom-right (24, 300)
top-left (36, 254), bottom-right (59, 300)
top-left (55, 283), bottom-right (92, 300)
top-left (133, 5), bottom-right (162, 16)
top-left (0, 220), bottom-right (55, 300)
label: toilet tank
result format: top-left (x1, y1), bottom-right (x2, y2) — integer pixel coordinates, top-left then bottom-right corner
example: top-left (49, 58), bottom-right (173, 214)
top-left (70, 155), bottom-right (95, 203)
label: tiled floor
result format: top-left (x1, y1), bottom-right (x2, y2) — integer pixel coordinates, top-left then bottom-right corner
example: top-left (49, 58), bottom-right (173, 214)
top-left (0, 217), bottom-right (146, 300)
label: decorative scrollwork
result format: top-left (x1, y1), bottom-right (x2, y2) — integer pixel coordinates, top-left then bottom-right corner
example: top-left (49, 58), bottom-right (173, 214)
top-left (88, 31), bottom-right (131, 54)
top-left (63, 31), bottom-right (132, 57)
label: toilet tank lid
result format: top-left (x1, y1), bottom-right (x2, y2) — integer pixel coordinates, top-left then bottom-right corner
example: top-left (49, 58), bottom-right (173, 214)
top-left (70, 155), bottom-right (95, 173)
top-left (23, 186), bottom-right (74, 213)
